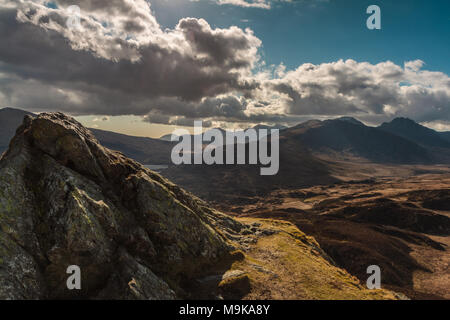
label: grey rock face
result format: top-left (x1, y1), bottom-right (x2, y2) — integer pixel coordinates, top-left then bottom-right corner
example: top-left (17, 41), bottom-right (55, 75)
top-left (0, 113), bottom-right (239, 299)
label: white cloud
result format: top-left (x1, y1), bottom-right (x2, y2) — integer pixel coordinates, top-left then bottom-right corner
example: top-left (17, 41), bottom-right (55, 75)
top-left (211, 0), bottom-right (308, 10)
top-left (217, 0), bottom-right (271, 9)
top-left (259, 59), bottom-right (450, 123)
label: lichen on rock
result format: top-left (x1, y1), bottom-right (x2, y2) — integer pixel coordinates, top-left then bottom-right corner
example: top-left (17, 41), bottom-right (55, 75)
top-left (0, 113), bottom-right (239, 299)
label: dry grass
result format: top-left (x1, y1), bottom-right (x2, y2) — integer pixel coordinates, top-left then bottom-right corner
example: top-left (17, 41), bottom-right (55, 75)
top-left (222, 218), bottom-right (398, 300)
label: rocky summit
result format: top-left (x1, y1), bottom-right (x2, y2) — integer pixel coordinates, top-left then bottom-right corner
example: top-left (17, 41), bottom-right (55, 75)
top-left (0, 113), bottom-right (243, 299)
top-left (0, 113), bottom-right (399, 300)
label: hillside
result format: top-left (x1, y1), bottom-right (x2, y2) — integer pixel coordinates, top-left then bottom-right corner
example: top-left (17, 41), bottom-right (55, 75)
top-left (90, 128), bottom-right (173, 165)
top-left (440, 132), bottom-right (450, 143)
top-left (226, 174), bottom-right (450, 299)
top-left (163, 117), bottom-right (447, 201)
top-left (285, 117), bottom-right (431, 164)
top-left (163, 133), bottom-right (338, 202)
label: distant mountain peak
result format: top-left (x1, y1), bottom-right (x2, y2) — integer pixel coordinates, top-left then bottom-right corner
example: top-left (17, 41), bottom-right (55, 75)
top-left (0, 107), bottom-right (35, 114)
top-left (381, 117), bottom-right (431, 130)
top-left (388, 117), bottom-right (418, 125)
top-left (335, 117), bottom-right (364, 126)
top-left (379, 117), bottom-right (450, 149)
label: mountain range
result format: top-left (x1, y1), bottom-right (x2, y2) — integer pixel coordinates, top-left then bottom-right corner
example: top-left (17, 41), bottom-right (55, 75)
top-left (3, 108), bottom-right (450, 166)
top-left (283, 117), bottom-right (430, 163)
top-left (2, 108), bottom-right (450, 201)
top-left (164, 116), bottom-right (450, 201)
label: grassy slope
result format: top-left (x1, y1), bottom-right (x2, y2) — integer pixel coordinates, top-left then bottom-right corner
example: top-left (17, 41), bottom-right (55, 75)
top-left (197, 218), bottom-right (400, 300)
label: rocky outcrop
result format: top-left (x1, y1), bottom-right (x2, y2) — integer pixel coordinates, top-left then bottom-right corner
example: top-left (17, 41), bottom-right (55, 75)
top-left (0, 113), bottom-right (241, 299)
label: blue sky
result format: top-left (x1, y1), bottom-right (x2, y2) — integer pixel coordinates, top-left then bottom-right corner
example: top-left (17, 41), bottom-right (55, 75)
top-left (150, 0), bottom-right (450, 74)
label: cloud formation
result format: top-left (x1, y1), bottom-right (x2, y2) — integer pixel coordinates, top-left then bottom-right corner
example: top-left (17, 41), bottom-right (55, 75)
top-left (0, 0), bottom-right (449, 128)
top-left (216, 0), bottom-right (271, 9)
top-left (212, 0), bottom-right (305, 10)
top-left (0, 1), bottom-right (260, 111)
top-left (264, 59), bottom-right (450, 123)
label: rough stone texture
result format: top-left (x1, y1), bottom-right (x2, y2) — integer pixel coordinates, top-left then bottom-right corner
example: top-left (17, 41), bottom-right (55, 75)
top-left (0, 113), bottom-right (240, 299)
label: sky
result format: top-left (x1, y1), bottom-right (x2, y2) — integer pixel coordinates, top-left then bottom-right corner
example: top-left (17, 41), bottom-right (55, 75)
top-left (0, 0), bottom-right (449, 138)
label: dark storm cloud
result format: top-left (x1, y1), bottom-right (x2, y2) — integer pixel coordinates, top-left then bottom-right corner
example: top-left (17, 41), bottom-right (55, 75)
top-left (0, 1), bottom-right (260, 115)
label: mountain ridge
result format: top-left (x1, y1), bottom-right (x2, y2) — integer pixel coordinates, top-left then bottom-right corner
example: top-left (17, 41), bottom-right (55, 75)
top-left (379, 117), bottom-right (450, 149)
top-left (2, 107), bottom-right (449, 166)
top-left (284, 117), bottom-right (432, 164)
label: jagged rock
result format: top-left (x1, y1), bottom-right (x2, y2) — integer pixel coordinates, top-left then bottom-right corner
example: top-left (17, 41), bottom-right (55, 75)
top-left (217, 270), bottom-right (251, 299)
top-left (0, 113), bottom-right (241, 299)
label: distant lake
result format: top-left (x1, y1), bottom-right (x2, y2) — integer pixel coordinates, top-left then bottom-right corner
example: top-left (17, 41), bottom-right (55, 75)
top-left (144, 164), bottom-right (169, 172)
